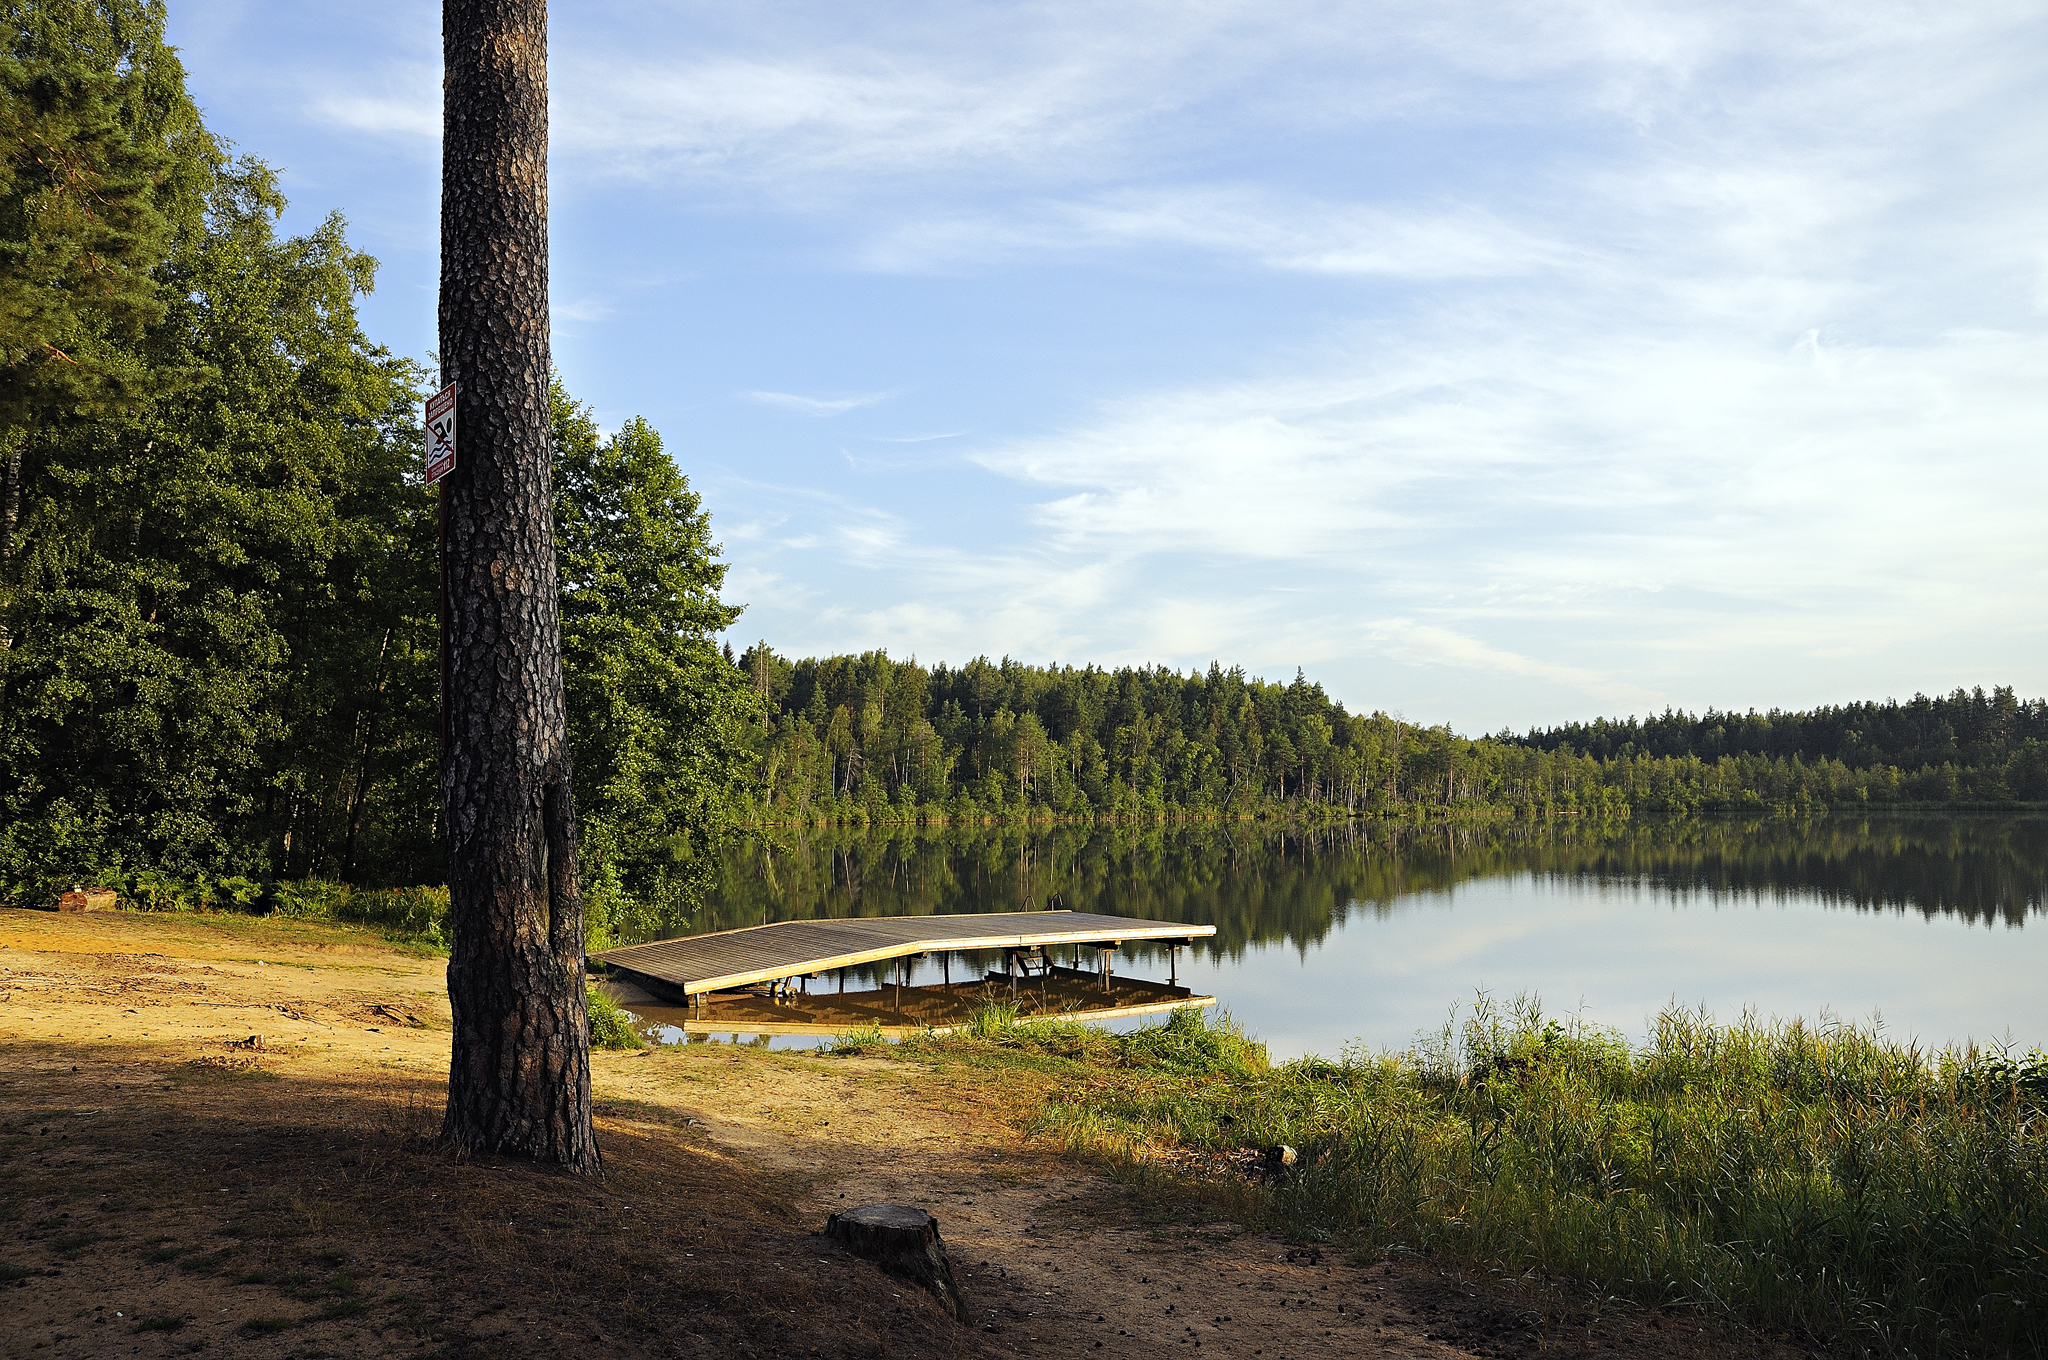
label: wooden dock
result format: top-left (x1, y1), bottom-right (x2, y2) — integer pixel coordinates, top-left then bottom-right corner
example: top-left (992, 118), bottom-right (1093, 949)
top-left (592, 910), bottom-right (1214, 1001)
top-left (605, 966), bottom-right (1216, 1040)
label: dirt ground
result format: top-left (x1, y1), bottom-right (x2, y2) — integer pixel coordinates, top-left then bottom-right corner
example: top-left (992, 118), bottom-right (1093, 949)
top-left (0, 908), bottom-right (1815, 1359)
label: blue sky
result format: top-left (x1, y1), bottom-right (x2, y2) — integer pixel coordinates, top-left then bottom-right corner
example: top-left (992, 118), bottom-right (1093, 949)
top-left (167, 1), bottom-right (2048, 733)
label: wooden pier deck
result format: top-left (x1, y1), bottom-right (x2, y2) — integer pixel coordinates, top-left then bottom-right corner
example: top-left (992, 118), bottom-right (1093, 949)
top-left (605, 967), bottom-right (1216, 1039)
top-left (592, 910), bottom-right (1214, 1000)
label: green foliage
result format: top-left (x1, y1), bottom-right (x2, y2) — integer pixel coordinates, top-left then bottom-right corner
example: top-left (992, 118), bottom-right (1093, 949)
top-left (1116, 1005), bottom-right (1266, 1078)
top-left (0, 25), bottom-right (756, 911)
top-left (0, 0), bottom-right (219, 426)
top-left (737, 649), bottom-right (2048, 825)
top-left (552, 384), bottom-right (762, 944)
top-left (585, 982), bottom-right (644, 1051)
top-left (962, 998), bottom-right (1022, 1039)
top-left (824, 1020), bottom-right (886, 1055)
top-left (326, 885), bottom-right (448, 948)
top-left (0, 140), bottom-right (432, 895)
top-left (1512, 684), bottom-right (2048, 777)
top-left (83, 868), bottom-right (447, 948)
top-left (963, 1003), bottom-right (2048, 1359)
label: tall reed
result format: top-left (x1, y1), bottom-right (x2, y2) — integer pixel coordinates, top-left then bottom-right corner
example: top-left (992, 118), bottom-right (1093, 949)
top-left (991, 1003), bottom-right (2045, 1357)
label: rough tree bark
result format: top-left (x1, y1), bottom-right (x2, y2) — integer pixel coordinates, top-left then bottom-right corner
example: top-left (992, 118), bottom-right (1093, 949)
top-left (438, 0), bottom-right (599, 1175)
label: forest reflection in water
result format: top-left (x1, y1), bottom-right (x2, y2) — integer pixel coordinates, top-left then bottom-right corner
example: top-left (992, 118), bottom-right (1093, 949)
top-left (680, 815), bottom-right (2048, 1057)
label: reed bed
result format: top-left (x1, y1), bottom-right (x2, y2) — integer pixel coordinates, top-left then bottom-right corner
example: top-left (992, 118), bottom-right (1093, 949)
top-left (922, 1001), bottom-right (2047, 1357)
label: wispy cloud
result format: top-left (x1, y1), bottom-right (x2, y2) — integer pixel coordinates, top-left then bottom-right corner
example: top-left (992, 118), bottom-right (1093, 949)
top-left (855, 191), bottom-right (1578, 278)
top-left (303, 60), bottom-right (438, 140)
top-left (742, 389), bottom-right (895, 417)
top-left (553, 297), bottom-right (612, 324)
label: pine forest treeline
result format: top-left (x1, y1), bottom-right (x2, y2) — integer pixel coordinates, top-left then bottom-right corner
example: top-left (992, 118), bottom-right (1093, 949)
top-left (733, 649), bottom-right (2048, 826)
top-left (1505, 687), bottom-right (2048, 773)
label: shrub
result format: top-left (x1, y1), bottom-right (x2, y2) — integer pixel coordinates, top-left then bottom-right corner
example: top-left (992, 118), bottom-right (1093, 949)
top-left (586, 982), bottom-right (645, 1050)
top-left (331, 886), bottom-right (449, 947)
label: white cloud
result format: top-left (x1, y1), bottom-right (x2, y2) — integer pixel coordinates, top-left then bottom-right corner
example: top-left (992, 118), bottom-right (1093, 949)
top-left (553, 297), bottom-right (612, 323)
top-left (742, 389), bottom-right (895, 417)
top-left (854, 189), bottom-right (1579, 278)
top-left (304, 60), bottom-right (438, 141)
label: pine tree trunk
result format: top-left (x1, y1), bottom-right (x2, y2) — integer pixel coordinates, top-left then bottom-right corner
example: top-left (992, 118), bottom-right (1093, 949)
top-left (438, 0), bottom-right (599, 1175)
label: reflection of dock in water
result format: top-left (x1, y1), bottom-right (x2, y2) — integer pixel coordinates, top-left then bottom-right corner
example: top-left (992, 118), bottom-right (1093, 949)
top-left (611, 969), bottom-right (1214, 1038)
top-left (593, 910), bottom-right (1217, 1038)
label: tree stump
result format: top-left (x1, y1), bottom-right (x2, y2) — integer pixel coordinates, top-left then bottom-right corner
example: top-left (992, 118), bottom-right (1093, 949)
top-left (824, 1204), bottom-right (971, 1323)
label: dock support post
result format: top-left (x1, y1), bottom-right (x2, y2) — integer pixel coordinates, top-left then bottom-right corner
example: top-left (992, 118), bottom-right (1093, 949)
top-left (1169, 944), bottom-right (1177, 988)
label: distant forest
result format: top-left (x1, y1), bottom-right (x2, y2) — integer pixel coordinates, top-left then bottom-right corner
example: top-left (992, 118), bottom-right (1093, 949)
top-left (1505, 687), bottom-right (2048, 772)
top-left (732, 649), bottom-right (2048, 825)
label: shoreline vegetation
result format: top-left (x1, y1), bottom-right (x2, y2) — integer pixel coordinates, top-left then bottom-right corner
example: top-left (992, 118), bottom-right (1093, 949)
top-left (890, 1001), bottom-right (2048, 1359)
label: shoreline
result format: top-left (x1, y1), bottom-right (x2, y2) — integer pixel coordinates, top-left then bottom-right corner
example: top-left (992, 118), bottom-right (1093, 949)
top-left (1, 906), bottom-right (1814, 1360)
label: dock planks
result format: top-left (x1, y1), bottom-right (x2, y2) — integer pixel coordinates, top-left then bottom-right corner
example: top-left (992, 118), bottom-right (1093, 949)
top-left (592, 910), bottom-right (1214, 998)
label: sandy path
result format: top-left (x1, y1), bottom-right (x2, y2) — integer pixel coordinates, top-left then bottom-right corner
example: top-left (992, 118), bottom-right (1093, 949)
top-left (598, 1043), bottom-right (1480, 1358)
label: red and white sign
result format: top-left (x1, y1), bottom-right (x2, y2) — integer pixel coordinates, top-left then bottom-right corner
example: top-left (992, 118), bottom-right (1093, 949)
top-left (424, 383), bottom-right (458, 484)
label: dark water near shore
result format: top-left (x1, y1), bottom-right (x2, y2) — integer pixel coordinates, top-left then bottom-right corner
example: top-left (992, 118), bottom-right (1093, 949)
top-left (679, 816), bottom-right (2048, 1060)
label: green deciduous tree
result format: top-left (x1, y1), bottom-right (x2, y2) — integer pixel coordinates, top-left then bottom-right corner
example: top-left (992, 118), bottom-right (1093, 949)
top-left (551, 384), bottom-right (761, 945)
top-left (0, 150), bottom-right (425, 899)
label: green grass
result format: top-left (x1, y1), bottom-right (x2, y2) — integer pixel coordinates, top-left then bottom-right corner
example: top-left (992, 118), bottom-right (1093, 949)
top-left (586, 982), bottom-right (645, 1051)
top-left (824, 1020), bottom-right (886, 1054)
top-left (912, 1001), bottom-right (2048, 1358)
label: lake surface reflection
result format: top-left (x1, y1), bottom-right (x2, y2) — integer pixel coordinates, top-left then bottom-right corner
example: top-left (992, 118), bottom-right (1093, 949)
top-left (672, 816), bottom-right (2048, 1060)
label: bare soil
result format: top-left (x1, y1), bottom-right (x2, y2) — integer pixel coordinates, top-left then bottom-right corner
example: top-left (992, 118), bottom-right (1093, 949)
top-left (0, 908), bottom-right (1814, 1359)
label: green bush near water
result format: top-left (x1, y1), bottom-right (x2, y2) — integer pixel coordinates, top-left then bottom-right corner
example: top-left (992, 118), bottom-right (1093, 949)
top-left (586, 983), bottom-right (645, 1051)
top-left (922, 1003), bottom-right (2046, 1357)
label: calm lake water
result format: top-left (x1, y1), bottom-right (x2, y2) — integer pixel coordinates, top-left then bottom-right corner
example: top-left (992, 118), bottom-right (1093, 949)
top-left (670, 816), bottom-right (2048, 1060)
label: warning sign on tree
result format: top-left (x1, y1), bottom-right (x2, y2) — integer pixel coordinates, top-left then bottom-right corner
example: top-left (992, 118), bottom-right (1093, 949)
top-left (424, 383), bottom-right (458, 483)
